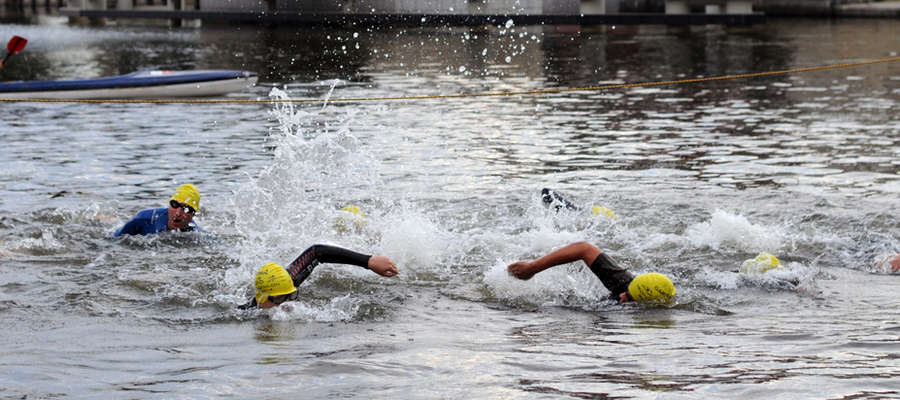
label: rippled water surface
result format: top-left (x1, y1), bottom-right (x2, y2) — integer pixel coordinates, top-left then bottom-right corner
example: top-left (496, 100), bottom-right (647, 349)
top-left (1, 17), bottom-right (899, 399)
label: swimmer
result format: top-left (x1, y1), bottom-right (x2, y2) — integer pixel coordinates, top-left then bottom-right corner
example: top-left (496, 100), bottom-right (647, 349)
top-left (334, 204), bottom-right (368, 234)
top-left (541, 188), bottom-right (617, 218)
top-left (239, 244), bottom-right (398, 309)
top-left (114, 184), bottom-right (202, 236)
top-left (507, 241), bottom-right (675, 304)
top-left (883, 254), bottom-right (900, 273)
top-left (740, 252), bottom-right (783, 275)
top-left (541, 188), bottom-right (578, 212)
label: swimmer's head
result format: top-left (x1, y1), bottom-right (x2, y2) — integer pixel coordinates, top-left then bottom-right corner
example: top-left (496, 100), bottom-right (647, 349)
top-left (740, 253), bottom-right (782, 274)
top-left (335, 205), bottom-right (368, 233)
top-left (170, 184), bottom-right (200, 213)
top-left (254, 263), bottom-right (297, 305)
top-left (341, 205), bottom-right (365, 217)
top-left (591, 205), bottom-right (617, 218)
top-left (627, 273), bottom-right (676, 304)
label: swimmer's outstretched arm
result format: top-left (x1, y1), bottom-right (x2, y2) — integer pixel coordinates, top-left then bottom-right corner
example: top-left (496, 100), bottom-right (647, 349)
top-left (286, 244), bottom-right (398, 287)
top-left (507, 241), bottom-right (602, 280)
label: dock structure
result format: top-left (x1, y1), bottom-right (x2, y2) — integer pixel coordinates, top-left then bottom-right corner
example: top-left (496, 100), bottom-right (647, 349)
top-left (56, 0), bottom-right (765, 27)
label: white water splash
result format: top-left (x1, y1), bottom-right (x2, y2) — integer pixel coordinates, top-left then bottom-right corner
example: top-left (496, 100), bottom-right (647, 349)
top-left (270, 294), bottom-right (361, 322)
top-left (685, 209), bottom-right (785, 253)
top-left (483, 258), bottom-right (610, 306)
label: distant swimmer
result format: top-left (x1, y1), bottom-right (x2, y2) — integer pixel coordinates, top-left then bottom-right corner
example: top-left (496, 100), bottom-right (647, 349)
top-left (239, 244), bottom-right (398, 309)
top-left (114, 184), bottom-right (202, 237)
top-left (541, 188), bottom-right (578, 212)
top-left (875, 254), bottom-right (900, 273)
top-left (740, 253), bottom-right (783, 274)
top-left (507, 241), bottom-right (675, 304)
top-left (334, 204), bottom-right (368, 234)
top-left (541, 188), bottom-right (617, 218)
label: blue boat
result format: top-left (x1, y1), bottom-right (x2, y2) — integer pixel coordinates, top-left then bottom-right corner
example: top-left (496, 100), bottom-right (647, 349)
top-left (0, 69), bottom-right (258, 99)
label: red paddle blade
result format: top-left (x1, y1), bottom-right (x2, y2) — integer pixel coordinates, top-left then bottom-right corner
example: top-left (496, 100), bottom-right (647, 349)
top-left (7, 36), bottom-right (27, 54)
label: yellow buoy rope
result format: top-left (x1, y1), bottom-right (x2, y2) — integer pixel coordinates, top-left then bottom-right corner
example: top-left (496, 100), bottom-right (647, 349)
top-left (0, 56), bottom-right (897, 104)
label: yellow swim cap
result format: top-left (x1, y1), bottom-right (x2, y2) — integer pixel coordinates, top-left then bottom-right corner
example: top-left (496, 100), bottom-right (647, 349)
top-left (591, 205), bottom-right (617, 218)
top-left (628, 273), bottom-right (676, 304)
top-left (335, 205), bottom-right (368, 233)
top-left (740, 253), bottom-right (782, 274)
top-left (170, 184), bottom-right (200, 212)
top-left (254, 263), bottom-right (297, 305)
top-left (341, 205), bottom-right (365, 217)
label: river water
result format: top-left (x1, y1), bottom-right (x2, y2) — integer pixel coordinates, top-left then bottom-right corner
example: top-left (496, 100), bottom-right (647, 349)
top-left (1, 17), bottom-right (899, 399)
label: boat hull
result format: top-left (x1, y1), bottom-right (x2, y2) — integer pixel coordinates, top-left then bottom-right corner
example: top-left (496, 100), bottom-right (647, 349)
top-left (0, 70), bottom-right (258, 99)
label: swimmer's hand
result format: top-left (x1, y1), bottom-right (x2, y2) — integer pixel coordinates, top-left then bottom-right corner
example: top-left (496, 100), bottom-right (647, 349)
top-left (507, 261), bottom-right (537, 280)
top-left (890, 254), bottom-right (900, 273)
top-left (369, 256), bottom-right (399, 277)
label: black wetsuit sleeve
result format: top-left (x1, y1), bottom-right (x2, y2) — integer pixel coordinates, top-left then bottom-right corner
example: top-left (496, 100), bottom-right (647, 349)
top-left (285, 244), bottom-right (372, 287)
top-left (588, 252), bottom-right (635, 299)
top-left (237, 244), bottom-right (372, 309)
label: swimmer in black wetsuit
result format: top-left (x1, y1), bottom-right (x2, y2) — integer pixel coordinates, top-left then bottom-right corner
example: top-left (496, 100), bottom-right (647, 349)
top-left (541, 188), bottom-right (617, 218)
top-left (541, 188), bottom-right (578, 212)
top-left (507, 241), bottom-right (675, 304)
top-left (239, 244), bottom-right (398, 309)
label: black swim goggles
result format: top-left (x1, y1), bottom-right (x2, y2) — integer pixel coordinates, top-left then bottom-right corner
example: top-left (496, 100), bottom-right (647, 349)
top-left (169, 200), bottom-right (196, 214)
top-left (265, 292), bottom-right (297, 305)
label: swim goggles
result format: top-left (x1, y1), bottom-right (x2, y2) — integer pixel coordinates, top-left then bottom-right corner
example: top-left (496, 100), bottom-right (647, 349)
top-left (169, 200), bottom-right (196, 214)
top-left (263, 292), bottom-right (296, 305)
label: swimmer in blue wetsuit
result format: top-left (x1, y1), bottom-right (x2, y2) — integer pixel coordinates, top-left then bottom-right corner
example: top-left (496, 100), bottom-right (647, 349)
top-left (114, 184), bottom-right (202, 237)
top-left (240, 244), bottom-right (399, 309)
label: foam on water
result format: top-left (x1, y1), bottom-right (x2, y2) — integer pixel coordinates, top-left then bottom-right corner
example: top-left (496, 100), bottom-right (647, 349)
top-left (217, 89), bottom-right (468, 320)
top-left (11, 228), bottom-right (65, 254)
top-left (481, 221), bottom-right (595, 305)
top-left (373, 209), bottom-right (455, 275)
top-left (483, 259), bottom-right (612, 308)
top-left (696, 260), bottom-right (817, 291)
top-left (270, 294), bottom-right (360, 322)
top-left (684, 209), bottom-right (785, 253)
top-left (217, 96), bottom-right (649, 314)
top-left (479, 198), bottom-right (632, 308)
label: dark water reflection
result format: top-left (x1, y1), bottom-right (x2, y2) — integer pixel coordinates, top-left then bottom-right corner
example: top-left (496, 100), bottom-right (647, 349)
top-left (1, 21), bottom-right (796, 86)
